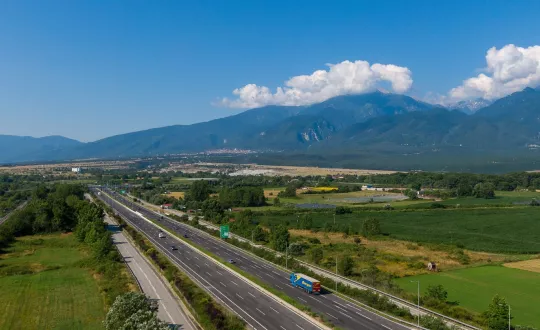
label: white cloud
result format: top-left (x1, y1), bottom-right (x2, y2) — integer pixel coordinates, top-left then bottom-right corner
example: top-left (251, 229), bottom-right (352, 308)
top-left (219, 60), bottom-right (413, 108)
top-left (448, 44), bottom-right (540, 102)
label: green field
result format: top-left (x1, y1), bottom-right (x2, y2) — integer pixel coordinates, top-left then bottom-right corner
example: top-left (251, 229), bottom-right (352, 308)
top-left (0, 234), bottom-right (106, 330)
top-left (437, 190), bottom-right (540, 206)
top-left (256, 207), bottom-right (540, 253)
top-left (396, 266), bottom-right (540, 327)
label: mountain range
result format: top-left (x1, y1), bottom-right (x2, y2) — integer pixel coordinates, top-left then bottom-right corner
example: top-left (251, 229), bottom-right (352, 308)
top-left (2, 87), bottom-right (540, 165)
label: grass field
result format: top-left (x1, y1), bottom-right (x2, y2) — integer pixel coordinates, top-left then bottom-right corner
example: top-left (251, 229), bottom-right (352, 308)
top-left (396, 266), bottom-right (540, 327)
top-left (437, 190), bottom-right (540, 206)
top-left (0, 234), bottom-right (107, 330)
top-left (256, 207), bottom-right (540, 253)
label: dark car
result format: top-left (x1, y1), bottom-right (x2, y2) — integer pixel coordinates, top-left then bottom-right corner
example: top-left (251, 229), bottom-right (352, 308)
top-left (183, 233), bottom-right (189, 238)
top-left (171, 245), bottom-right (178, 251)
top-left (227, 259), bottom-right (235, 264)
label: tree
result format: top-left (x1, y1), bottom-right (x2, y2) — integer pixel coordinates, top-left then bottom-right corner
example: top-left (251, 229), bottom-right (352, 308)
top-left (186, 180), bottom-right (211, 202)
top-left (405, 189), bottom-right (419, 200)
top-left (473, 182), bottom-right (496, 199)
top-left (104, 292), bottom-right (158, 330)
top-left (298, 214), bottom-right (313, 229)
top-left (278, 185), bottom-right (296, 198)
top-left (484, 295), bottom-right (511, 330)
top-left (273, 197), bottom-right (281, 206)
top-left (338, 255), bottom-right (355, 276)
top-left (353, 237), bottom-right (361, 244)
top-left (270, 224), bottom-right (289, 252)
top-left (335, 206), bottom-right (352, 215)
top-left (310, 247), bottom-right (323, 264)
top-left (425, 284), bottom-right (448, 302)
top-left (253, 225), bottom-right (268, 242)
top-left (120, 310), bottom-right (169, 330)
top-left (362, 218), bottom-right (381, 237)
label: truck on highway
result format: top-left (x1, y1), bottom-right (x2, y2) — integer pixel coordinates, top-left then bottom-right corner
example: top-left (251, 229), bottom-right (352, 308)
top-left (290, 273), bottom-right (321, 294)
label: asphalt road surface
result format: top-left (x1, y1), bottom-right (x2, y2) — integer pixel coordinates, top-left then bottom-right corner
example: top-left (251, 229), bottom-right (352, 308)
top-left (96, 189), bottom-right (325, 330)
top-left (98, 188), bottom-right (411, 330)
top-left (105, 214), bottom-right (197, 330)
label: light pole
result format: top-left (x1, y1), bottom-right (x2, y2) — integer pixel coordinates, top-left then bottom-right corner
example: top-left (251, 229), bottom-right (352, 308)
top-left (285, 243), bottom-right (289, 269)
top-left (411, 280), bottom-right (420, 327)
top-left (335, 256), bottom-right (338, 292)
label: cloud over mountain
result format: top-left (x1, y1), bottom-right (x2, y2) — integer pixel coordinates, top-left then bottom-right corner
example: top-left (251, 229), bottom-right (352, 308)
top-left (449, 44), bottom-right (540, 102)
top-left (219, 60), bottom-right (413, 108)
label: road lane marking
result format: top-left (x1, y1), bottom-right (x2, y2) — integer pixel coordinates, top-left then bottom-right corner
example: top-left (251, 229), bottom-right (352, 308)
top-left (216, 270), bottom-right (223, 275)
top-left (326, 312), bottom-right (338, 319)
top-left (295, 324), bottom-right (305, 330)
top-left (205, 272), bottom-right (211, 276)
top-left (248, 292), bottom-right (256, 298)
top-left (275, 284), bottom-right (283, 289)
top-left (219, 281), bottom-right (227, 287)
top-left (338, 311), bottom-right (352, 319)
top-left (236, 293), bottom-right (244, 300)
top-left (298, 297), bottom-right (307, 303)
top-left (381, 325), bottom-right (392, 330)
top-left (280, 326), bottom-right (287, 330)
top-left (256, 308), bottom-right (266, 315)
top-left (270, 306), bottom-right (280, 314)
top-left (231, 281), bottom-right (239, 286)
top-left (195, 264), bottom-right (200, 268)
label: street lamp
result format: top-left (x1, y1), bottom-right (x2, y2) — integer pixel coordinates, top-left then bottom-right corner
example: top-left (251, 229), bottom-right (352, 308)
top-left (335, 256), bottom-right (338, 292)
top-left (411, 280), bottom-right (420, 328)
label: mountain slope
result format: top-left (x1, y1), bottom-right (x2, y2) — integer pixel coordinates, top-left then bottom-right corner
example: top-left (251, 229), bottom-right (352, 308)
top-left (0, 135), bottom-right (82, 163)
top-left (249, 92), bottom-right (437, 149)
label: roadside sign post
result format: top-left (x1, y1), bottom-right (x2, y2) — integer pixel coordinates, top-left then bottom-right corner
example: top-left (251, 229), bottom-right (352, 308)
top-left (220, 225), bottom-right (230, 239)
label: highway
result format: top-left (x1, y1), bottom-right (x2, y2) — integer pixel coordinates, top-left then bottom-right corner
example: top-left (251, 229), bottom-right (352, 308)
top-left (105, 214), bottom-right (197, 330)
top-left (95, 189), bottom-right (326, 330)
top-left (98, 188), bottom-right (411, 330)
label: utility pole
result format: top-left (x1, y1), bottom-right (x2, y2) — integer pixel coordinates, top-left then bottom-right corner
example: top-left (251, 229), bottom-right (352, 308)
top-left (411, 280), bottom-right (420, 328)
top-left (285, 243), bottom-right (288, 269)
top-left (335, 256), bottom-right (338, 292)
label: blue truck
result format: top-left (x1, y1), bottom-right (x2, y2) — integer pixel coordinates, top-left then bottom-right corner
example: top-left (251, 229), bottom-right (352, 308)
top-left (290, 273), bottom-right (321, 294)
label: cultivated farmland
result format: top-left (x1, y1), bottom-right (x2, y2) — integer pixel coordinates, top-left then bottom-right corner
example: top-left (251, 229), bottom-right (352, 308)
top-left (0, 234), bottom-right (108, 330)
top-left (256, 207), bottom-right (540, 253)
top-left (396, 266), bottom-right (540, 327)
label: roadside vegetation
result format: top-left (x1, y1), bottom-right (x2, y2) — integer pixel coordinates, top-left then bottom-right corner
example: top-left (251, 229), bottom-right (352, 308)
top-left (0, 184), bottom-right (135, 329)
top-left (109, 169), bottom-right (540, 329)
top-left (97, 199), bottom-right (246, 330)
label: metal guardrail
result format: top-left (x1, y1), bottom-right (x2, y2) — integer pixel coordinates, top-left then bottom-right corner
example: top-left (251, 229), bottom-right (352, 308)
top-left (186, 220), bottom-right (480, 330)
top-left (105, 188), bottom-right (480, 330)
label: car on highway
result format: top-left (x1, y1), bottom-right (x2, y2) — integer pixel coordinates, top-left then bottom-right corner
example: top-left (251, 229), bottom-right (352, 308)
top-left (183, 233), bottom-right (189, 238)
top-left (171, 245), bottom-right (178, 251)
top-left (227, 259), bottom-right (235, 264)
top-left (158, 232), bottom-right (165, 238)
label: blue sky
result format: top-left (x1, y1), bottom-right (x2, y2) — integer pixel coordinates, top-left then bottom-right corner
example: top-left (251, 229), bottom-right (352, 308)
top-left (1, 0), bottom-right (540, 141)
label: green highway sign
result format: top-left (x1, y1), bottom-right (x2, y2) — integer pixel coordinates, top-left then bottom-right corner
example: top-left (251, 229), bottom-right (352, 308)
top-left (220, 225), bottom-right (230, 239)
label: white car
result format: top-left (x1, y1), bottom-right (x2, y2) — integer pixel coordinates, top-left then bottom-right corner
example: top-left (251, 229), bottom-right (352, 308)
top-left (158, 232), bottom-right (165, 238)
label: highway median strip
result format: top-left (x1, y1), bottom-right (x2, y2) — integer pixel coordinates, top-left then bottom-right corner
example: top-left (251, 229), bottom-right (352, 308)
top-left (95, 196), bottom-right (245, 330)
top-left (101, 190), bottom-right (333, 330)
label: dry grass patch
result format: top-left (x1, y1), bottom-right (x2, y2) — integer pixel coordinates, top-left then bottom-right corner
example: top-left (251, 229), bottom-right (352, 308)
top-left (290, 229), bottom-right (510, 276)
top-left (264, 188), bottom-right (283, 198)
top-left (165, 191), bottom-right (185, 199)
top-left (504, 258), bottom-right (540, 273)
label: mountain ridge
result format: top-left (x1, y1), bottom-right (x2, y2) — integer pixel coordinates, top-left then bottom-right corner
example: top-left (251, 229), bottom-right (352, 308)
top-left (2, 88), bottom-right (540, 164)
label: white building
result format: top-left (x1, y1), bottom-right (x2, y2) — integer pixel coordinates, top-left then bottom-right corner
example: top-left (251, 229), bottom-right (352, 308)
top-left (72, 167), bottom-right (81, 173)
